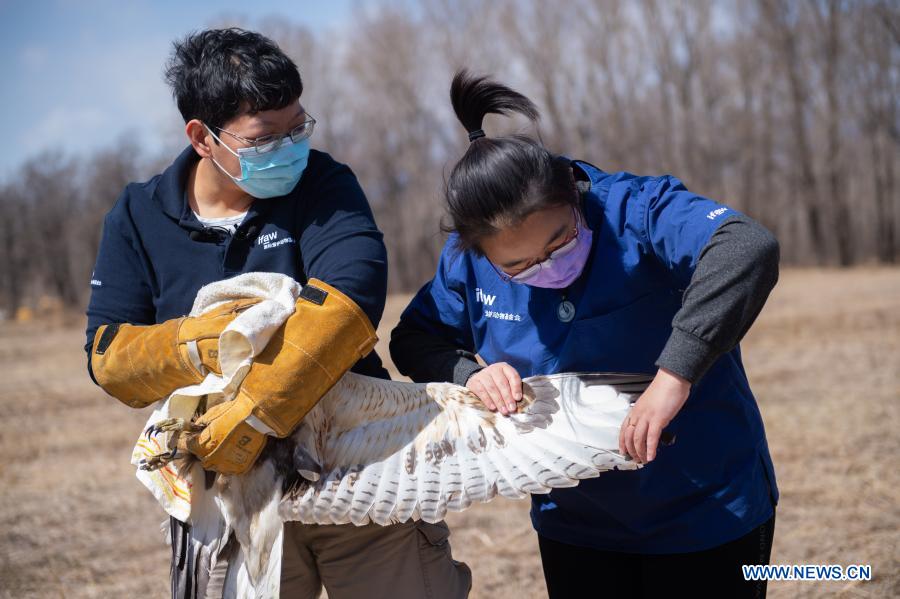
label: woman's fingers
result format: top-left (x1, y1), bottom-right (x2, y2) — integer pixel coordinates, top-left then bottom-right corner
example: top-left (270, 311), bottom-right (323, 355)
top-left (623, 415), bottom-right (638, 462)
top-left (646, 421), bottom-right (663, 462)
top-left (491, 366), bottom-right (520, 412)
top-left (468, 378), bottom-right (497, 412)
top-left (618, 370), bottom-right (690, 463)
top-left (501, 364), bottom-right (523, 404)
top-left (624, 427), bottom-right (637, 463)
top-left (478, 374), bottom-right (508, 414)
top-left (467, 363), bottom-right (524, 415)
top-left (633, 418), bottom-right (650, 463)
top-left (622, 415), bottom-right (666, 464)
top-left (621, 409), bottom-right (654, 464)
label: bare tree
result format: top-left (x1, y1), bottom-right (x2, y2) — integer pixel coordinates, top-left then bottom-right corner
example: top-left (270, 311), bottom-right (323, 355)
top-left (0, 183), bottom-right (31, 316)
top-left (1, 0), bottom-right (897, 315)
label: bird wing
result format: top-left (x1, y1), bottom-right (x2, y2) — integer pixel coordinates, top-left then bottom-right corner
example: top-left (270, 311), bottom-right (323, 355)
top-left (279, 371), bottom-right (652, 526)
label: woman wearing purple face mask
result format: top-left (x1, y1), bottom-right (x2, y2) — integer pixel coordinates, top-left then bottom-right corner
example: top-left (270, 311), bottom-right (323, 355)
top-left (498, 204), bottom-right (593, 288)
top-left (390, 71), bottom-right (781, 598)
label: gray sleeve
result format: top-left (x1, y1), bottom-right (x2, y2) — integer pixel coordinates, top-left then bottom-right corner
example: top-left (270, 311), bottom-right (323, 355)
top-left (389, 320), bottom-right (484, 386)
top-left (654, 213), bottom-right (780, 384)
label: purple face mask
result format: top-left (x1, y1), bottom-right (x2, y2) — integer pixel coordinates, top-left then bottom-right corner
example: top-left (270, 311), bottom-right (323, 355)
top-left (502, 210), bottom-right (593, 289)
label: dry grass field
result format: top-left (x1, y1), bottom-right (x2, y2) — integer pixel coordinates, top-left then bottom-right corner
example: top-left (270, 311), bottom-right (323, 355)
top-left (1, 267), bottom-right (897, 598)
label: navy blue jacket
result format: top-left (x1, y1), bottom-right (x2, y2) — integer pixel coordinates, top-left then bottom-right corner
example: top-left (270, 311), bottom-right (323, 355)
top-left (85, 144), bottom-right (389, 381)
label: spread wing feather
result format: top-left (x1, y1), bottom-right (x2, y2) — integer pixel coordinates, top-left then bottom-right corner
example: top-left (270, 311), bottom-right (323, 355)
top-left (279, 372), bottom-right (653, 526)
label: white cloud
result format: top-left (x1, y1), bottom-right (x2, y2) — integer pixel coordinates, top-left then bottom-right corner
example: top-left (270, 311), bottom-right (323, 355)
top-left (13, 33), bottom-right (183, 171)
top-left (23, 105), bottom-right (108, 155)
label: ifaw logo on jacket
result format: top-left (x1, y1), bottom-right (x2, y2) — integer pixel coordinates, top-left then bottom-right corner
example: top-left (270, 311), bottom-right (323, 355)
top-left (256, 230), bottom-right (295, 250)
top-left (475, 288), bottom-right (522, 322)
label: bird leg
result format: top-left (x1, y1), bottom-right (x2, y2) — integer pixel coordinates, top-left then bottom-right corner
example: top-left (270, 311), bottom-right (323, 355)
top-left (140, 449), bottom-right (178, 471)
top-left (144, 417), bottom-right (205, 436)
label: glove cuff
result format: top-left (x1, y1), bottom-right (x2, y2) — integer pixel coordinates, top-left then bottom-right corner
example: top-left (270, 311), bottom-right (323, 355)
top-left (240, 278), bottom-right (379, 438)
top-left (91, 318), bottom-right (197, 408)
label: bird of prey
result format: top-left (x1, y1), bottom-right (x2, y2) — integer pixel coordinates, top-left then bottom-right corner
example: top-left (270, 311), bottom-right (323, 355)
top-left (142, 369), bottom-right (655, 597)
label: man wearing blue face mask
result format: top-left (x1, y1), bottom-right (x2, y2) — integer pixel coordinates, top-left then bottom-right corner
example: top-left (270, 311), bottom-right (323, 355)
top-left (84, 28), bottom-right (471, 599)
top-left (201, 120), bottom-right (312, 199)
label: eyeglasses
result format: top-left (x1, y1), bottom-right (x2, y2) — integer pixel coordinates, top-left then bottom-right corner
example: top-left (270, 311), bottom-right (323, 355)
top-left (216, 113), bottom-right (316, 155)
top-left (491, 205), bottom-right (581, 283)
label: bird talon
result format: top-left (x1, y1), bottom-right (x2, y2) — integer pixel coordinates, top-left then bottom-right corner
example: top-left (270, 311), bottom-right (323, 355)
top-left (141, 449), bottom-right (178, 471)
top-left (153, 418), bottom-right (187, 433)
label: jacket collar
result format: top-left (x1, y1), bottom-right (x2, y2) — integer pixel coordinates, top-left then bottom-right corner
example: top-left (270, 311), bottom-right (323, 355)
top-left (153, 144), bottom-right (273, 230)
top-left (154, 145), bottom-right (200, 223)
top-left (570, 159), bottom-right (608, 187)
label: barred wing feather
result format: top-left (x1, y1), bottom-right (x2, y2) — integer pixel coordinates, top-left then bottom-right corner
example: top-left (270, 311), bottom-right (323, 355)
top-left (279, 372), bottom-right (652, 526)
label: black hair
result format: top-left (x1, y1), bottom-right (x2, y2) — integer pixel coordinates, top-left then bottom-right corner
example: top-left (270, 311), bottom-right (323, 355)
top-left (164, 28), bottom-right (303, 137)
top-left (442, 70), bottom-right (576, 255)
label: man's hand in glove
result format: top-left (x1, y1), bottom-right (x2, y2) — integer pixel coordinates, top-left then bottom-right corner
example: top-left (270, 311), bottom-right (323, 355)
top-left (91, 298), bottom-right (262, 408)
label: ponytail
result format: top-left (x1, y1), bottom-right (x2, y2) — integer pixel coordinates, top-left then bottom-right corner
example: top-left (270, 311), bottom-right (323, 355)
top-left (450, 70), bottom-right (539, 140)
top-left (442, 70), bottom-right (576, 255)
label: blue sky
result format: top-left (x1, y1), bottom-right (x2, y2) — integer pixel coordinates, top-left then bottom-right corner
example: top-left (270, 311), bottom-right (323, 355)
top-left (0, 0), bottom-right (353, 179)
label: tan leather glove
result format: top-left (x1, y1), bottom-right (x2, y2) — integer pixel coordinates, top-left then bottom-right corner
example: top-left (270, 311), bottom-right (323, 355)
top-left (91, 297), bottom-right (262, 408)
top-left (187, 279), bottom-right (378, 475)
top-left (183, 397), bottom-right (267, 475)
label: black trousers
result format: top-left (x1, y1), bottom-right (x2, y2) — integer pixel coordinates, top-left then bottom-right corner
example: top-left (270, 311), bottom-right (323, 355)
top-left (538, 510), bottom-right (776, 598)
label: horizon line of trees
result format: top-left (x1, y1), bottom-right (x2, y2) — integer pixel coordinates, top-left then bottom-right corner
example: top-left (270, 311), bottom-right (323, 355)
top-left (0, 0), bottom-right (897, 318)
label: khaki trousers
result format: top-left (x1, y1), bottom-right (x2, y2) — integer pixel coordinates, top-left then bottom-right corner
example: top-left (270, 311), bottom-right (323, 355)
top-left (279, 519), bottom-right (472, 599)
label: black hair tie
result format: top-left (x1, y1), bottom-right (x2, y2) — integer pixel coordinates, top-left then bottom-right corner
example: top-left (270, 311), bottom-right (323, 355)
top-left (468, 129), bottom-right (486, 142)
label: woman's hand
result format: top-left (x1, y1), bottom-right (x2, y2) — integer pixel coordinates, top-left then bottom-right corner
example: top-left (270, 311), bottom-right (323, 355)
top-left (619, 367), bottom-right (691, 463)
top-left (466, 362), bottom-right (523, 415)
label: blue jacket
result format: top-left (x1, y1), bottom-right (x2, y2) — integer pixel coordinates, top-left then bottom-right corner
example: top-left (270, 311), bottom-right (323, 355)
top-left (85, 144), bottom-right (389, 380)
top-left (397, 161), bottom-right (778, 553)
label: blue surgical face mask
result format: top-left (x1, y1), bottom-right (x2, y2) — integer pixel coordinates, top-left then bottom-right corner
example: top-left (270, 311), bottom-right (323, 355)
top-left (204, 124), bottom-right (310, 199)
